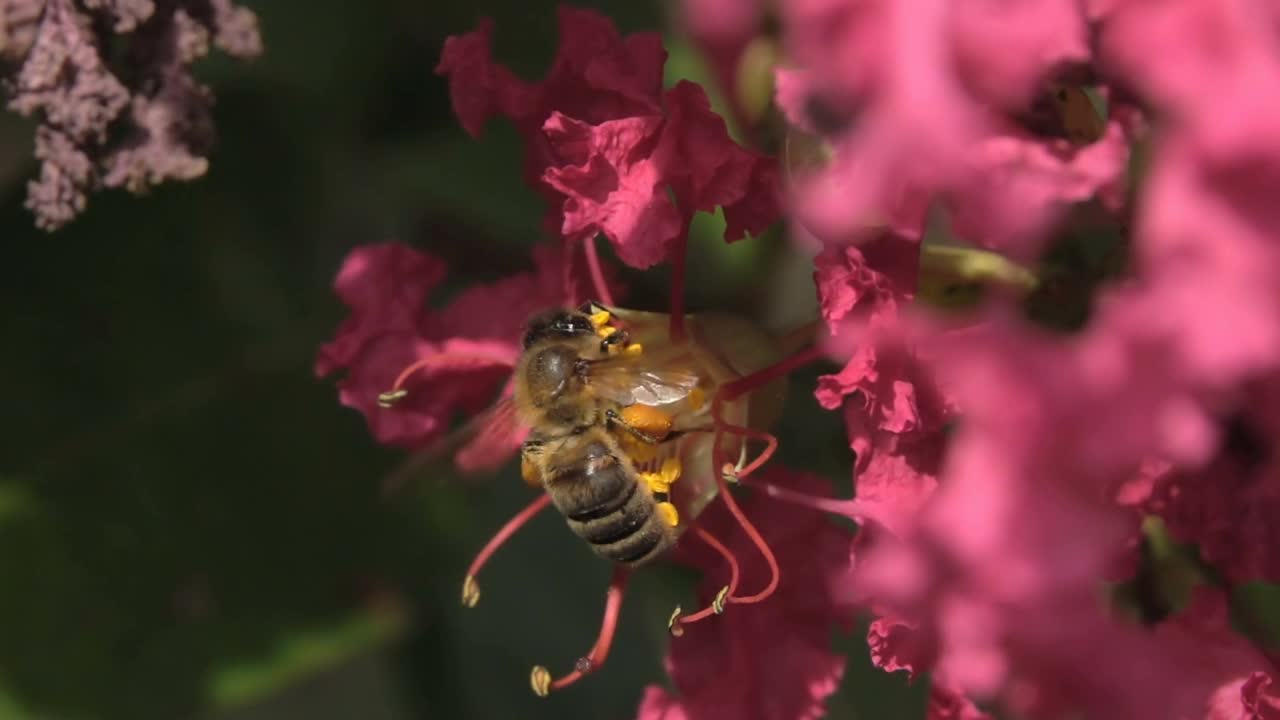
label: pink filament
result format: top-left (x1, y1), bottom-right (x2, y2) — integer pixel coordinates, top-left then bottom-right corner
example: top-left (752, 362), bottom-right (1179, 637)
top-left (466, 494), bottom-right (553, 581)
top-left (549, 566), bottom-right (630, 690)
top-left (585, 235), bottom-right (615, 307)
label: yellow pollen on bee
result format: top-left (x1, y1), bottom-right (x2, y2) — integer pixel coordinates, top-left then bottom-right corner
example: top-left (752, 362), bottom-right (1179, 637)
top-left (520, 455), bottom-right (543, 487)
top-left (656, 501), bottom-right (679, 527)
top-left (589, 310), bottom-right (612, 328)
top-left (620, 434), bottom-right (660, 462)
top-left (621, 404), bottom-right (674, 438)
top-left (596, 325), bottom-right (619, 339)
top-left (625, 343), bottom-right (643, 355)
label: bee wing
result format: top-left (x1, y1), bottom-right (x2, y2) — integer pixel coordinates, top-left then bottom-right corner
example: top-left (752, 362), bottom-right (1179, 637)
top-left (380, 393), bottom-right (528, 497)
top-left (584, 355), bottom-right (701, 407)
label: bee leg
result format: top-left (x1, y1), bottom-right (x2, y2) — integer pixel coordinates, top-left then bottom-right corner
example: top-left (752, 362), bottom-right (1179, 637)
top-left (520, 440), bottom-right (546, 488)
top-left (605, 408), bottom-right (663, 445)
top-left (598, 327), bottom-right (630, 355)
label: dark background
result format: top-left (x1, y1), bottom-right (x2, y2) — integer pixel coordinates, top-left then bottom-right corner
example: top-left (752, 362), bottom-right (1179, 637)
top-left (0, 1), bottom-right (928, 718)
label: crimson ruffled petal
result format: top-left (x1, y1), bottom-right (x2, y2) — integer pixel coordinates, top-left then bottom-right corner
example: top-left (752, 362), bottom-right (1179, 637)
top-left (541, 113), bottom-right (682, 269)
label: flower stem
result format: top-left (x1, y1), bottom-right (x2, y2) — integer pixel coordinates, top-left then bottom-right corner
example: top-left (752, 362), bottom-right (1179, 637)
top-left (585, 235), bottom-right (615, 307)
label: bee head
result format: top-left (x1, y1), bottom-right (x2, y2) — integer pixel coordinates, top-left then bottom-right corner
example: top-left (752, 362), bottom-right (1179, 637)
top-left (522, 309), bottom-right (596, 349)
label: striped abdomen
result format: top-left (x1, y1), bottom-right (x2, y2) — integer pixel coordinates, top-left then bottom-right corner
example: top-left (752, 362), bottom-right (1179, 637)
top-left (548, 445), bottom-right (673, 567)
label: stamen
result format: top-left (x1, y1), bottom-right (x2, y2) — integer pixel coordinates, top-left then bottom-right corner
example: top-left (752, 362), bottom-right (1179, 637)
top-left (589, 310), bottom-right (612, 329)
top-left (656, 501), bottom-right (679, 527)
top-left (668, 526), bottom-right (741, 635)
top-left (708, 395), bottom-right (781, 606)
top-left (667, 225), bottom-right (689, 342)
top-left (712, 416), bottom-right (779, 482)
top-left (719, 346), bottom-right (824, 403)
top-left (378, 351), bottom-right (514, 407)
top-left (462, 494), bottom-right (553, 608)
top-left (670, 346), bottom-right (823, 611)
top-left (687, 386), bottom-right (707, 411)
top-left (532, 566), bottom-right (629, 695)
top-left (776, 318), bottom-right (822, 355)
top-left (667, 606), bottom-right (685, 637)
top-left (741, 476), bottom-right (875, 521)
top-left (585, 235), bottom-right (616, 308)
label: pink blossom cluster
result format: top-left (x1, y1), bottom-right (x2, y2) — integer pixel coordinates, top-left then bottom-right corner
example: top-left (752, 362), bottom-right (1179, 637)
top-left (318, 2), bottom-right (1280, 718)
top-left (1, 0), bottom-right (261, 230)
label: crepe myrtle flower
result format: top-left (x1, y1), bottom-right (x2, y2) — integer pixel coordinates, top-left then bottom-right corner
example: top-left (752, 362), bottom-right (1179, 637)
top-left (725, 0), bottom-right (1280, 717)
top-left (316, 234), bottom-right (836, 703)
top-left (319, 1), bottom-right (1280, 718)
top-left (318, 5), bottom-right (847, 711)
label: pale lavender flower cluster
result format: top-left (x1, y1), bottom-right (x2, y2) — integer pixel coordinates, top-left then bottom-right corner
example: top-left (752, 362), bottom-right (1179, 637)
top-left (1, 0), bottom-right (260, 230)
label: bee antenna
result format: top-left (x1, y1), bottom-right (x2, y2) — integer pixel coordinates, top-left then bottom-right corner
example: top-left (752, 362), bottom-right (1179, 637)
top-left (531, 566), bottom-right (629, 696)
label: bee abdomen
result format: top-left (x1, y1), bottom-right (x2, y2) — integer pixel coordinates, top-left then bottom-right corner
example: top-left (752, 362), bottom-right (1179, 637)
top-left (558, 465), bottom-right (672, 567)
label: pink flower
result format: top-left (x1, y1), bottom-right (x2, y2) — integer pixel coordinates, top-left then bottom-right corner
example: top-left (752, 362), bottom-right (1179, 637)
top-left (638, 467), bottom-right (853, 720)
top-left (927, 683), bottom-right (993, 720)
top-left (322, 3), bottom-right (1280, 718)
top-left (1242, 672), bottom-right (1280, 719)
top-left (540, 113), bottom-right (680, 269)
top-left (1131, 379), bottom-right (1280, 583)
top-left (775, 0), bottom-right (1129, 254)
top-left (315, 241), bottom-right (610, 469)
top-left (437, 6), bottom-right (778, 269)
top-left (810, 233), bottom-right (951, 542)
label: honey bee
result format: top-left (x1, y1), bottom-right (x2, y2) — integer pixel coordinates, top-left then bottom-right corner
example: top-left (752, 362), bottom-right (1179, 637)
top-left (514, 304), bottom-right (704, 566)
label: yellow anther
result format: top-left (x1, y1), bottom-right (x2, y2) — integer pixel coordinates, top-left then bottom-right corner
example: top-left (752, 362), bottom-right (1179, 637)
top-left (639, 471), bottom-right (666, 493)
top-left (625, 343), bottom-right (643, 356)
top-left (530, 666), bottom-right (551, 697)
top-left (461, 575), bottom-right (481, 608)
top-left (656, 501), bottom-right (679, 527)
top-left (721, 462), bottom-right (741, 484)
top-left (377, 389), bottom-right (407, 408)
top-left (596, 324), bottom-right (619, 339)
top-left (667, 606), bottom-right (684, 637)
top-left (589, 310), bottom-right (612, 328)
top-left (659, 456), bottom-right (682, 484)
top-left (712, 585), bottom-right (730, 614)
top-left (687, 386), bottom-right (706, 410)
top-left (641, 458), bottom-right (681, 495)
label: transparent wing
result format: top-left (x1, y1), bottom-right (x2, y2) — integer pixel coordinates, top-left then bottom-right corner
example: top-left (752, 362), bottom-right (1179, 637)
top-left (381, 394), bottom-right (527, 496)
top-left (583, 353), bottom-right (701, 407)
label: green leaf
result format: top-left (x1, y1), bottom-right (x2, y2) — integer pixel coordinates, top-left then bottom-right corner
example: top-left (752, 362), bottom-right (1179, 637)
top-left (209, 610), bottom-right (407, 709)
